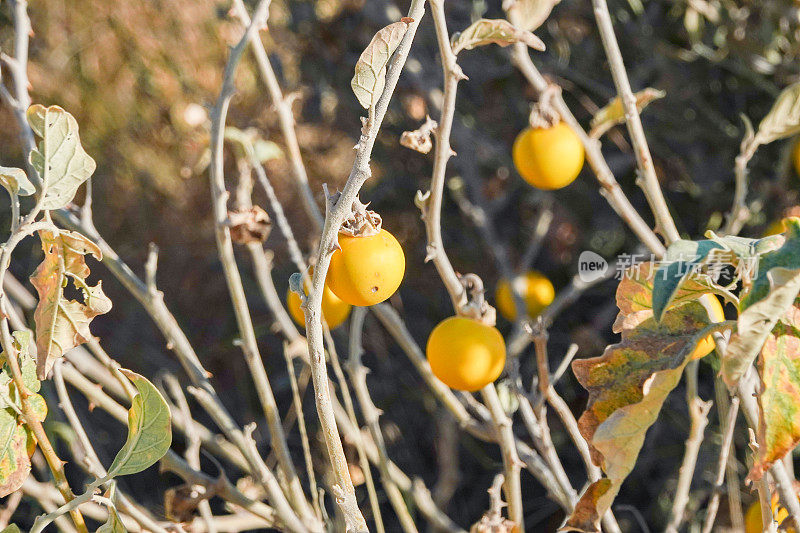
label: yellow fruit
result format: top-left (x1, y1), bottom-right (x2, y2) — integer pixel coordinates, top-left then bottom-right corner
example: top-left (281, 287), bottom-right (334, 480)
top-left (765, 218), bottom-right (788, 237)
top-left (286, 281), bottom-right (351, 330)
top-left (426, 316), bottom-right (506, 392)
top-left (495, 271), bottom-right (555, 321)
top-left (512, 122), bottom-right (585, 190)
top-left (328, 229), bottom-right (405, 307)
top-left (745, 493), bottom-right (795, 533)
top-left (689, 295), bottom-right (725, 361)
top-left (793, 139), bottom-right (800, 179)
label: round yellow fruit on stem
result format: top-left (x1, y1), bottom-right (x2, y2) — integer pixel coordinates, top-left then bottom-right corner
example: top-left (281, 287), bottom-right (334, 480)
top-left (512, 122), bottom-right (585, 190)
top-left (286, 282), bottom-right (351, 330)
top-left (328, 228), bottom-right (405, 307)
top-left (793, 139), bottom-right (800, 179)
top-left (689, 295), bottom-right (725, 361)
top-left (495, 271), bottom-right (555, 321)
top-left (745, 493), bottom-right (795, 533)
top-left (426, 316), bottom-right (506, 392)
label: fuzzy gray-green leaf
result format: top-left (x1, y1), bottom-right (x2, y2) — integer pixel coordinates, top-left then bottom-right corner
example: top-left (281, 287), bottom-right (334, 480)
top-left (26, 104), bottom-right (96, 211)
top-left (0, 167), bottom-right (35, 197)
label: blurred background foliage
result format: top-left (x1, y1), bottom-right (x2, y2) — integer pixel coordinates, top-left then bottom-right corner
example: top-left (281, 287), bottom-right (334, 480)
top-left (3, 0), bottom-right (800, 530)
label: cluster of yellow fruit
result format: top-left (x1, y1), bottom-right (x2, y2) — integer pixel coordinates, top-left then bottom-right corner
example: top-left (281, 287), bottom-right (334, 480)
top-left (288, 121), bottom-right (586, 393)
top-left (745, 492), bottom-right (798, 533)
top-left (286, 229), bottom-right (406, 329)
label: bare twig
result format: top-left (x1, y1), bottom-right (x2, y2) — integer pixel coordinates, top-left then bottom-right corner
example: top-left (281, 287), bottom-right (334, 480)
top-left (346, 307), bottom-right (420, 533)
top-left (207, 2), bottom-right (316, 523)
top-left (701, 395), bottom-right (740, 533)
top-left (300, 1), bottom-right (426, 529)
top-left (665, 393), bottom-right (713, 533)
top-left (590, 0), bottom-right (680, 244)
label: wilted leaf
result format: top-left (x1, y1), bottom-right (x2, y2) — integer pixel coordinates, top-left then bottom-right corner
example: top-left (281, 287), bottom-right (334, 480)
top-left (589, 88), bottom-right (665, 138)
top-left (563, 267), bottom-right (722, 532)
top-left (107, 371), bottom-right (171, 477)
top-left (30, 229), bottom-right (112, 379)
top-left (351, 21), bottom-right (409, 109)
top-left (451, 19), bottom-right (545, 54)
top-left (0, 407), bottom-right (30, 498)
top-left (97, 503), bottom-right (127, 533)
top-left (722, 268), bottom-right (800, 388)
top-left (749, 301), bottom-right (800, 482)
top-left (505, 0), bottom-right (560, 32)
top-left (400, 116), bottom-right (437, 154)
top-left (228, 206), bottom-right (271, 244)
top-left (0, 167), bottom-right (35, 197)
top-left (753, 82), bottom-right (800, 145)
top-left (722, 219), bottom-right (800, 387)
top-left (223, 127), bottom-right (283, 163)
top-left (26, 105), bottom-right (96, 211)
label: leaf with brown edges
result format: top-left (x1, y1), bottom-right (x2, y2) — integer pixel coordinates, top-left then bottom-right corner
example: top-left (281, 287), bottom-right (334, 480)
top-left (30, 229), bottom-right (112, 379)
top-left (562, 265), bottom-right (722, 532)
top-left (749, 299), bottom-right (800, 482)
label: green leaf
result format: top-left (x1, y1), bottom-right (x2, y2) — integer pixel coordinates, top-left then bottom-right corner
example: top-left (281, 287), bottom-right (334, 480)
top-left (451, 19), bottom-right (545, 54)
top-left (107, 371), bottom-right (171, 477)
top-left (30, 229), bottom-right (112, 379)
top-left (26, 104), bottom-right (96, 211)
top-left (749, 300), bottom-right (800, 482)
top-left (564, 265), bottom-right (723, 532)
top-left (351, 21), bottom-right (409, 109)
top-left (1, 525), bottom-right (22, 533)
top-left (0, 167), bottom-right (35, 197)
top-left (0, 407), bottom-right (30, 498)
top-left (97, 503), bottom-right (127, 533)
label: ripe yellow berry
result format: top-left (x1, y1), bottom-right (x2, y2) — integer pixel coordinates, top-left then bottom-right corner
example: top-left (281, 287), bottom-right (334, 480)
top-left (512, 122), bottom-right (585, 190)
top-left (764, 219), bottom-right (787, 237)
top-left (328, 229), bottom-right (405, 307)
top-left (495, 271), bottom-right (555, 321)
top-left (426, 316), bottom-right (506, 392)
top-left (745, 493), bottom-right (795, 533)
top-left (286, 281), bottom-right (351, 330)
top-left (689, 295), bottom-right (725, 361)
top-left (793, 139), bottom-right (800, 179)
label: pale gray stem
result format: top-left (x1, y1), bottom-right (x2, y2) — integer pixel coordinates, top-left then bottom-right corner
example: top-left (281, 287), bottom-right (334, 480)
top-left (701, 395), bottom-right (740, 533)
top-left (300, 1), bottom-right (426, 529)
top-left (207, 2), bottom-right (316, 523)
top-left (590, 0), bottom-right (680, 243)
top-left (347, 307), bottom-right (420, 533)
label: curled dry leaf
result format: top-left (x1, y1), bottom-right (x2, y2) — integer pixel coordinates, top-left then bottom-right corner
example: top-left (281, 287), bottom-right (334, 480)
top-left (504, 0), bottom-right (561, 32)
top-left (589, 88), bottom-right (665, 138)
top-left (26, 105), bottom-right (96, 211)
top-left (351, 20), bottom-right (409, 110)
top-left (228, 205), bottom-right (271, 244)
top-left (30, 229), bottom-right (112, 379)
top-left (753, 81), bottom-right (800, 145)
top-left (332, 192), bottom-right (382, 237)
top-left (0, 167), bottom-right (35, 197)
top-left (451, 19), bottom-right (545, 55)
top-left (400, 115), bottom-right (438, 154)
